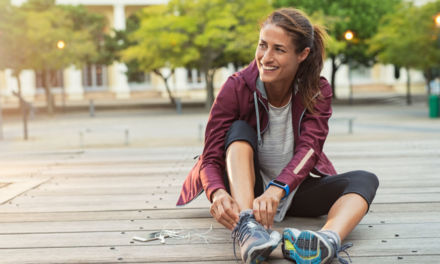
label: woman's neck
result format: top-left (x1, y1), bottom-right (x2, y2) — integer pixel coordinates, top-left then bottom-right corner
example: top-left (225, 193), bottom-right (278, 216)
top-left (265, 82), bottom-right (293, 107)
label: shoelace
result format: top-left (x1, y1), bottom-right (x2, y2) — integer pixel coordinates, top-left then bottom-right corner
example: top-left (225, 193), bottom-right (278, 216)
top-left (231, 213), bottom-right (257, 261)
top-left (333, 242), bottom-right (353, 264)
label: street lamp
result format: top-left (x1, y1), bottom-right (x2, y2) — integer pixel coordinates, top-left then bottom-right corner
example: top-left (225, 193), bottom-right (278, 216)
top-left (344, 30), bottom-right (354, 41)
top-left (56, 40), bottom-right (66, 111)
top-left (344, 30), bottom-right (354, 104)
top-left (57, 40), bottom-right (66, 50)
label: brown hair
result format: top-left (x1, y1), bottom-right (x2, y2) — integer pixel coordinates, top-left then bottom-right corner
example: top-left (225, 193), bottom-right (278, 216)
top-left (262, 8), bottom-right (327, 113)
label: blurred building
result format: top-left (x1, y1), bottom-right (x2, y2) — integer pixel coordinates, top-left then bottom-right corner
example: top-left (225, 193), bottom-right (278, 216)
top-left (0, 0), bottom-right (432, 107)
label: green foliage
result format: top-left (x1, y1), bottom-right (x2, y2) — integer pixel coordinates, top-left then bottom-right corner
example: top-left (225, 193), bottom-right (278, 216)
top-left (123, 0), bottom-right (272, 107)
top-left (0, 0), bottom-right (108, 113)
top-left (122, 4), bottom-right (198, 72)
top-left (0, 0), bottom-right (107, 73)
top-left (369, 1), bottom-right (440, 72)
top-left (0, 1), bottom-right (30, 74)
top-left (61, 4), bottom-right (108, 65)
top-left (274, 0), bottom-right (401, 66)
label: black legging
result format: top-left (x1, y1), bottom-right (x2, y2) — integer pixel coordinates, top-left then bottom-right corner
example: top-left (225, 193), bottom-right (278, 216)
top-left (223, 120), bottom-right (379, 216)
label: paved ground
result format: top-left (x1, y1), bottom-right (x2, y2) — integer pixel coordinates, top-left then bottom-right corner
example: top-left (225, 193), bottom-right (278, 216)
top-left (0, 98), bottom-right (439, 263)
top-left (1, 96), bottom-right (439, 151)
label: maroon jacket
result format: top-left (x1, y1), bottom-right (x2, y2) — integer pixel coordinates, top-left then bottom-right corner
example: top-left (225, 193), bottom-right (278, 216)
top-left (176, 60), bottom-right (337, 206)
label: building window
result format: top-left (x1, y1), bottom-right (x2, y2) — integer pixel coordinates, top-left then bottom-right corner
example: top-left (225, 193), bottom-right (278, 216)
top-left (187, 68), bottom-right (203, 84)
top-left (128, 72), bottom-right (152, 91)
top-left (196, 69), bottom-right (202, 83)
top-left (35, 69), bottom-right (64, 90)
top-left (187, 68), bottom-right (193, 83)
top-left (82, 64), bottom-right (107, 90)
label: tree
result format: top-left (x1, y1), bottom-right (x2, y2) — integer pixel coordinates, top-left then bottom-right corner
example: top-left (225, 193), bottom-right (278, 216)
top-left (0, 0), bottom-right (35, 139)
top-left (274, 0), bottom-right (401, 98)
top-left (19, 0), bottom-right (105, 114)
top-left (369, 1), bottom-right (440, 105)
top-left (121, 6), bottom-right (189, 106)
top-left (124, 0), bottom-right (272, 109)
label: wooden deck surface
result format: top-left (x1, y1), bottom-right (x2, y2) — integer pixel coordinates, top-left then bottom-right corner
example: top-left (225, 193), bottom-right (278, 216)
top-left (1, 139), bottom-right (439, 263)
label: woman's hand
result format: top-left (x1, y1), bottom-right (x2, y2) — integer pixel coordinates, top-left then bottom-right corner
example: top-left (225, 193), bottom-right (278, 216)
top-left (253, 186), bottom-right (284, 229)
top-left (210, 189), bottom-right (240, 230)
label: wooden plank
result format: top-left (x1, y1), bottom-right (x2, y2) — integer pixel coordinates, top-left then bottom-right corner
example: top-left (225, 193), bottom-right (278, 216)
top-left (0, 222), bottom-right (439, 249)
top-left (0, 238), bottom-right (439, 264)
top-left (2, 189), bottom-right (438, 213)
top-left (0, 177), bottom-right (50, 205)
top-left (1, 207), bottom-right (439, 226)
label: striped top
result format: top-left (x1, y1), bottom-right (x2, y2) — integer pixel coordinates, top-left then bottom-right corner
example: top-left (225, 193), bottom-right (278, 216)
top-left (258, 97), bottom-right (300, 222)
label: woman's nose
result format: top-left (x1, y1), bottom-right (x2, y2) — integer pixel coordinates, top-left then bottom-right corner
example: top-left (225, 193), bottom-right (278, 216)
top-left (261, 49), bottom-right (273, 64)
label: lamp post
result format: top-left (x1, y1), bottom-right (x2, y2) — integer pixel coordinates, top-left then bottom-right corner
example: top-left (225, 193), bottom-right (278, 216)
top-left (57, 40), bottom-right (66, 111)
top-left (344, 30), bottom-right (354, 105)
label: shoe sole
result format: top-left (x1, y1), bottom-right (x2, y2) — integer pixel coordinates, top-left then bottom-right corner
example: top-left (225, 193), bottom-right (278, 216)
top-left (282, 230), bottom-right (331, 264)
top-left (246, 231), bottom-right (281, 264)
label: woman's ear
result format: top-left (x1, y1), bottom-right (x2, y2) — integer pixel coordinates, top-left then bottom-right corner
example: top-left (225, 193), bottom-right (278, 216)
top-left (298, 47), bottom-right (311, 63)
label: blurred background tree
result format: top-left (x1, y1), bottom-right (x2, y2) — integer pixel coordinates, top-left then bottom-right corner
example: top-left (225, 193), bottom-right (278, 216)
top-left (122, 5), bottom-right (197, 107)
top-left (0, 0), bottom-right (31, 108)
top-left (369, 0), bottom-right (440, 105)
top-left (0, 0), bottom-right (108, 115)
top-left (123, 0), bottom-right (272, 109)
top-left (274, 0), bottom-right (401, 98)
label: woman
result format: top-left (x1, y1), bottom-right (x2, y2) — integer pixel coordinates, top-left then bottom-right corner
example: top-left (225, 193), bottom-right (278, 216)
top-left (177, 8), bottom-right (379, 264)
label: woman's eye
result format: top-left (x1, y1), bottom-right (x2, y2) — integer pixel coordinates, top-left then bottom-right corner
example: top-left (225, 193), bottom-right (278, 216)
top-left (276, 48), bottom-right (285, 53)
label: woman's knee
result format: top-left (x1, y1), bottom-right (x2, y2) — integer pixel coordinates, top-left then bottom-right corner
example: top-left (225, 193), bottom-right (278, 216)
top-left (226, 140), bottom-right (254, 156)
top-left (225, 120), bottom-right (258, 152)
top-left (355, 170), bottom-right (379, 190)
top-left (346, 170), bottom-right (379, 204)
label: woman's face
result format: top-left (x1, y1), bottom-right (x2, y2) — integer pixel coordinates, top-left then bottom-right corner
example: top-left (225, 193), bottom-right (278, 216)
top-left (255, 24), bottom-right (309, 88)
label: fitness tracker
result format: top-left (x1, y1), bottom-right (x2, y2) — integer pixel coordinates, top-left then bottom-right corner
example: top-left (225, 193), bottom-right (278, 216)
top-left (267, 179), bottom-right (290, 199)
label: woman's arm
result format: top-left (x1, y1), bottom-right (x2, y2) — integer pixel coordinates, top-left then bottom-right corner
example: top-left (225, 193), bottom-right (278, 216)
top-left (277, 77), bottom-right (333, 192)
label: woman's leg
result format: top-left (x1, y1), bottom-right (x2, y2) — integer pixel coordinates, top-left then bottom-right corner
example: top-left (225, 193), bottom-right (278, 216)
top-left (226, 140), bottom-right (256, 211)
top-left (321, 193), bottom-right (368, 240)
top-left (223, 120), bottom-right (264, 211)
top-left (224, 121), bottom-right (280, 264)
top-left (283, 171), bottom-right (379, 263)
top-left (287, 170), bottom-right (379, 238)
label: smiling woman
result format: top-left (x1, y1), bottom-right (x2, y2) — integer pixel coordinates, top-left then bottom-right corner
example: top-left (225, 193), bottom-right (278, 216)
top-left (177, 7), bottom-right (378, 264)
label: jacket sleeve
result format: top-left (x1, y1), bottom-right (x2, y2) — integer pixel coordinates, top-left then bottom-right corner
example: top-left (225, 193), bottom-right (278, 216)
top-left (200, 76), bottom-right (241, 202)
top-left (276, 78), bottom-right (333, 192)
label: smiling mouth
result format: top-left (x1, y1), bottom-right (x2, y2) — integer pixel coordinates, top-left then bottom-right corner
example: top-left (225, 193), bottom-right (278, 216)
top-left (261, 63), bottom-right (278, 71)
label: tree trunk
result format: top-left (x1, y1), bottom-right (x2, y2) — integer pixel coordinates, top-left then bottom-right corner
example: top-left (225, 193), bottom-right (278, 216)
top-left (43, 70), bottom-right (54, 115)
top-left (330, 56), bottom-right (339, 99)
top-left (424, 69), bottom-right (433, 96)
top-left (13, 72), bottom-right (28, 140)
top-left (204, 68), bottom-right (216, 110)
top-left (406, 67), bottom-right (412, 105)
top-left (153, 69), bottom-right (176, 107)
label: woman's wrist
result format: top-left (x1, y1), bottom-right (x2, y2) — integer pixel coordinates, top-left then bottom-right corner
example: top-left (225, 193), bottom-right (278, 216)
top-left (211, 188), bottom-right (227, 201)
top-left (267, 185), bottom-right (285, 201)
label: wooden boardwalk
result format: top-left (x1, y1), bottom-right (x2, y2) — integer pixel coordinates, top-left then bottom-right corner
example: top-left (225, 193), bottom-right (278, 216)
top-left (1, 139), bottom-right (439, 263)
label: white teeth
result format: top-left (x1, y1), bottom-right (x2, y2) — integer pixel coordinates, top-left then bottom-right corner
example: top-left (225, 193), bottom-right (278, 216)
top-left (262, 64), bottom-right (278, 70)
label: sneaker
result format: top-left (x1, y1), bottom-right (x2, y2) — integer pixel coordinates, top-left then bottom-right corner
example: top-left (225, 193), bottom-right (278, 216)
top-left (282, 229), bottom-right (353, 264)
top-left (232, 209), bottom-right (281, 264)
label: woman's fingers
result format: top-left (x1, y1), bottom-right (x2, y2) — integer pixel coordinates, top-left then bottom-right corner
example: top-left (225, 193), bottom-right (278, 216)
top-left (219, 201), bottom-right (238, 227)
top-left (253, 195), bottom-right (279, 229)
top-left (210, 194), bottom-right (240, 230)
top-left (253, 199), bottom-right (261, 224)
top-left (211, 203), bottom-right (234, 230)
top-left (267, 202), bottom-right (274, 229)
